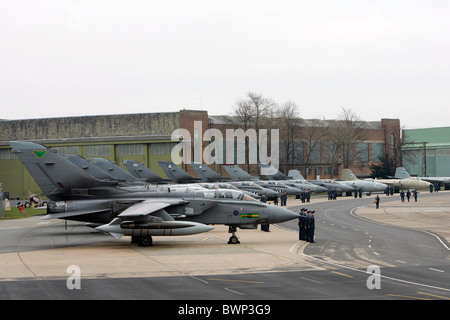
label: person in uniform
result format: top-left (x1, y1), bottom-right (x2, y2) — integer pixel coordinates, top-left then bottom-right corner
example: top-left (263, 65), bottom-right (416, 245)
top-left (375, 195), bottom-right (380, 209)
top-left (298, 208), bottom-right (306, 240)
top-left (306, 210), bottom-right (316, 243)
top-left (309, 210), bottom-right (316, 243)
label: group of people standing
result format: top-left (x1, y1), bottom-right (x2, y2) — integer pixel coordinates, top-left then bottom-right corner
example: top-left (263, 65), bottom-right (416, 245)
top-left (297, 208), bottom-right (316, 243)
top-left (400, 190), bottom-right (418, 202)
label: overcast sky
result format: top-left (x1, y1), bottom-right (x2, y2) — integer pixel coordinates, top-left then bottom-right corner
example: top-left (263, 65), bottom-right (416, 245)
top-left (1, 1), bottom-right (449, 129)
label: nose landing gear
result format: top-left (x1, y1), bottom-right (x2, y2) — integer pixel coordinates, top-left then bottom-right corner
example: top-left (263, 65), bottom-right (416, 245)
top-left (227, 226), bottom-right (240, 244)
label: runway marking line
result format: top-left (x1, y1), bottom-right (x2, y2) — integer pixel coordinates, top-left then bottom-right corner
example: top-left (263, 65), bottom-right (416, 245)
top-left (278, 256), bottom-right (292, 262)
top-left (331, 271), bottom-right (353, 278)
top-left (387, 294), bottom-right (431, 300)
top-left (207, 278), bottom-right (264, 284)
top-left (417, 292), bottom-right (450, 300)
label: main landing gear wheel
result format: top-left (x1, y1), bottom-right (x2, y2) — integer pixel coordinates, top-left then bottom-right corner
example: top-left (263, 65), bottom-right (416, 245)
top-left (137, 235), bottom-right (153, 247)
top-left (227, 226), bottom-right (240, 244)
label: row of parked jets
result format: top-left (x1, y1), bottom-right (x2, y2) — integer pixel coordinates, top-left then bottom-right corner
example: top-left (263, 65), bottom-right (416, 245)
top-left (9, 141), bottom-right (440, 246)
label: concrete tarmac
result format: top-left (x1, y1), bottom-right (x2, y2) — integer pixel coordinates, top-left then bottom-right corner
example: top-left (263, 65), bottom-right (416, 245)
top-left (1, 191), bottom-right (449, 300)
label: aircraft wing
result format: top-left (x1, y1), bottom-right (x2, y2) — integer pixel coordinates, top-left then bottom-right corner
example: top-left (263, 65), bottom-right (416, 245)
top-left (118, 198), bottom-right (189, 221)
top-left (41, 208), bottom-right (111, 220)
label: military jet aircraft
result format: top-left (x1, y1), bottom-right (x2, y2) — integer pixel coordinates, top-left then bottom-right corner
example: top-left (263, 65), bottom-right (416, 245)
top-left (339, 169), bottom-right (389, 194)
top-left (371, 167), bottom-right (432, 191)
top-left (259, 164), bottom-right (328, 194)
top-left (287, 170), bottom-right (355, 194)
top-left (10, 141), bottom-right (298, 246)
top-left (395, 167), bottom-right (450, 185)
top-left (222, 164), bottom-right (303, 195)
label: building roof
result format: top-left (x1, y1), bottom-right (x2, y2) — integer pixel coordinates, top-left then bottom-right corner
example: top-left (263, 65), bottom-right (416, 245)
top-left (403, 127), bottom-right (450, 149)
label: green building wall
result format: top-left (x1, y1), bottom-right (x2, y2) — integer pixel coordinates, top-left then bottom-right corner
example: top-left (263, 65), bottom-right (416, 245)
top-left (403, 127), bottom-right (450, 177)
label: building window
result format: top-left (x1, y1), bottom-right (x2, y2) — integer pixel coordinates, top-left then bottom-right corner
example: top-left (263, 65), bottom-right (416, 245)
top-left (55, 146), bottom-right (79, 155)
top-left (0, 149), bottom-right (17, 160)
top-left (117, 144), bottom-right (143, 156)
top-left (357, 143), bottom-right (369, 163)
top-left (437, 148), bottom-right (450, 156)
top-left (151, 143), bottom-right (177, 155)
top-left (315, 167), bottom-right (322, 176)
top-left (86, 145), bottom-right (111, 157)
top-left (371, 143), bottom-right (384, 162)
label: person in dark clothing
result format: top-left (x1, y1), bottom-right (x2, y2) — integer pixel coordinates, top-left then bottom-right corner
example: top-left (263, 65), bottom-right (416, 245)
top-left (298, 208), bottom-right (306, 240)
top-left (306, 210), bottom-right (316, 243)
top-left (375, 195), bottom-right (380, 209)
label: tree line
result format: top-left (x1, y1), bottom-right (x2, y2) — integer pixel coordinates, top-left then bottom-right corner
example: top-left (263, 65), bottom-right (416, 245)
top-left (232, 92), bottom-right (402, 179)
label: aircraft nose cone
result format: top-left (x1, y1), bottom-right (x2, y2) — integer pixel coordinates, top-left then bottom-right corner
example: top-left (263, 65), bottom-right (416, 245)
top-left (316, 186), bottom-right (328, 193)
top-left (272, 206), bottom-right (299, 223)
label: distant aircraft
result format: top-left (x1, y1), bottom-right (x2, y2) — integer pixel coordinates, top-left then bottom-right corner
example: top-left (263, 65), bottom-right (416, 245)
top-left (10, 141), bottom-right (298, 246)
top-left (373, 167), bottom-right (432, 190)
top-left (158, 161), bottom-right (202, 183)
top-left (395, 167), bottom-right (450, 185)
top-left (259, 164), bottom-right (328, 194)
top-left (89, 157), bottom-right (147, 185)
top-left (287, 170), bottom-right (355, 193)
top-left (123, 159), bottom-right (172, 184)
top-left (340, 169), bottom-right (389, 194)
top-left (223, 164), bottom-right (302, 195)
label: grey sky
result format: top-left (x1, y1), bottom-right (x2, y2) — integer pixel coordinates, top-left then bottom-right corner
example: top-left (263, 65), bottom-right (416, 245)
top-left (1, 1), bottom-right (449, 129)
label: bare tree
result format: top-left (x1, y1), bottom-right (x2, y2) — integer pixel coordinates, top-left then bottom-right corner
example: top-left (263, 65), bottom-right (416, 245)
top-left (276, 101), bottom-right (301, 172)
top-left (232, 92), bottom-right (277, 173)
top-left (331, 107), bottom-right (368, 169)
top-left (302, 119), bottom-right (328, 179)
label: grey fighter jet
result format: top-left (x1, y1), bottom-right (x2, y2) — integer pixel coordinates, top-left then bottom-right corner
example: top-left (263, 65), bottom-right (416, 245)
top-left (340, 169), bottom-right (389, 194)
top-left (222, 164), bottom-right (303, 196)
top-left (259, 164), bottom-right (328, 194)
top-left (10, 141), bottom-right (298, 246)
top-left (395, 167), bottom-right (450, 185)
top-left (288, 169), bottom-right (355, 194)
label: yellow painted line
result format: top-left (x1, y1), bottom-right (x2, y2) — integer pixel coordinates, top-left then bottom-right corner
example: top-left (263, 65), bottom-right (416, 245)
top-left (240, 244), bottom-right (252, 249)
top-left (278, 256), bottom-right (292, 262)
top-left (388, 294), bottom-right (431, 300)
top-left (418, 292), bottom-right (450, 300)
top-left (207, 278), bottom-right (264, 284)
top-left (201, 237), bottom-right (208, 241)
top-left (331, 271), bottom-right (353, 278)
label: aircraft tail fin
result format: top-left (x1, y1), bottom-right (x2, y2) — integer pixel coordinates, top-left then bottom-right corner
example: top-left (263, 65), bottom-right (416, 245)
top-left (10, 141), bottom-right (117, 201)
top-left (341, 169), bottom-right (359, 181)
top-left (395, 167), bottom-right (412, 179)
top-left (222, 164), bottom-right (259, 181)
top-left (123, 160), bottom-right (171, 184)
top-left (158, 161), bottom-right (201, 183)
top-left (190, 162), bottom-right (230, 182)
top-left (287, 170), bottom-right (305, 180)
top-left (259, 163), bottom-right (291, 180)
